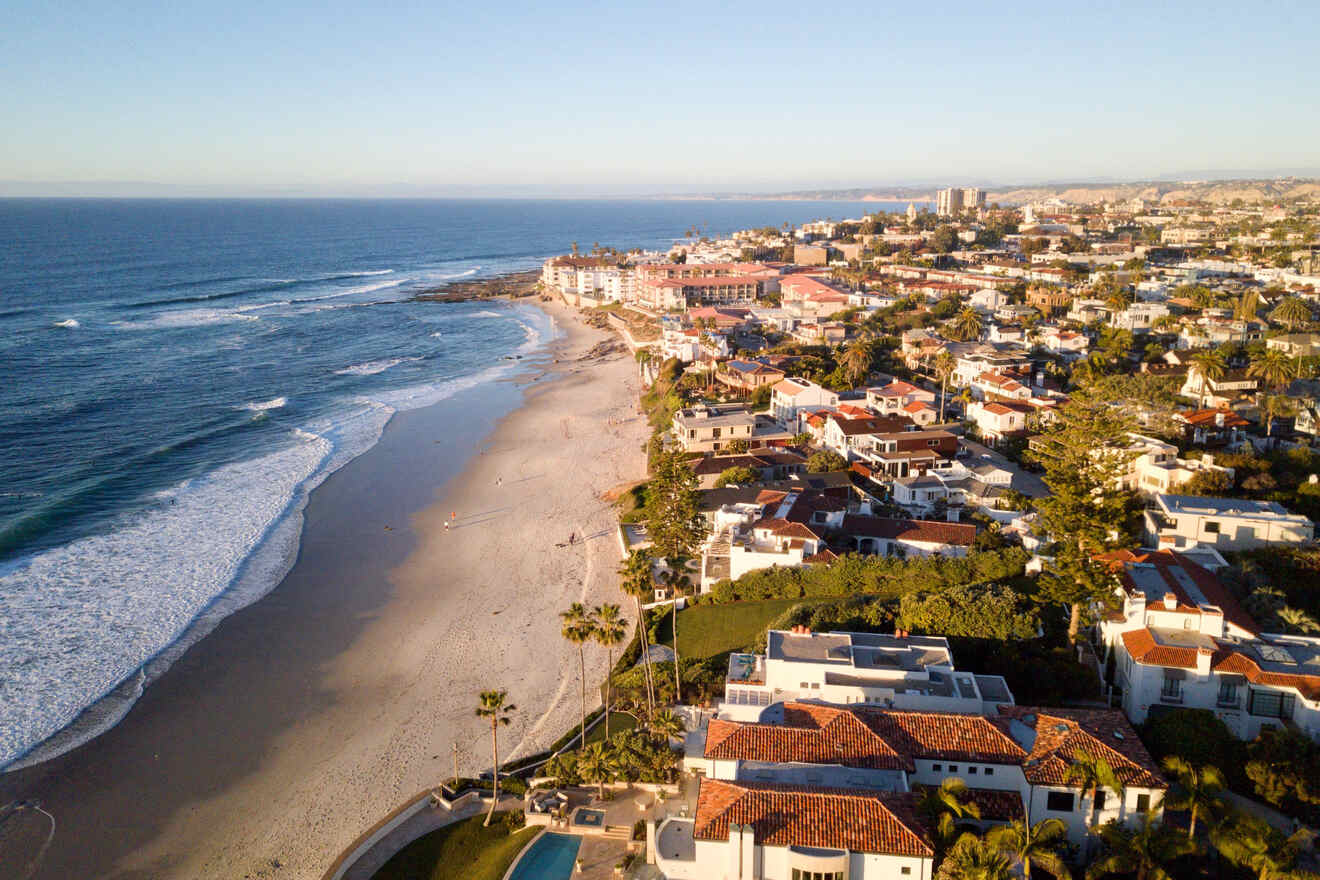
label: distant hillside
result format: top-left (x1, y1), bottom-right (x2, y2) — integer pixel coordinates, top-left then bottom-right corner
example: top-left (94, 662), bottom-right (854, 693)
top-left (718, 178), bottom-right (1320, 206)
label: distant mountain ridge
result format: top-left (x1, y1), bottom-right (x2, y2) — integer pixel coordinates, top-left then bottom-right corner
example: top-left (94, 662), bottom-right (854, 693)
top-left (699, 177), bottom-right (1320, 206)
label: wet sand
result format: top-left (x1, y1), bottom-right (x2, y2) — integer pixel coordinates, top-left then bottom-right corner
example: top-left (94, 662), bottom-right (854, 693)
top-left (0, 298), bottom-right (647, 879)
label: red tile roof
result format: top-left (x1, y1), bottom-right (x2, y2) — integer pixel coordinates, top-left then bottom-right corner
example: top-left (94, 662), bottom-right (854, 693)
top-left (1120, 628), bottom-right (1199, 669)
top-left (1212, 648), bottom-right (1320, 701)
top-left (841, 515), bottom-right (977, 546)
top-left (996, 706), bottom-right (1165, 789)
top-left (705, 706), bottom-right (911, 771)
top-left (693, 779), bottom-right (934, 857)
top-left (1099, 549), bottom-right (1260, 635)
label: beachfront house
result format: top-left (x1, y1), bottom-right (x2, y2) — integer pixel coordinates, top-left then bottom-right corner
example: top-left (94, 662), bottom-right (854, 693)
top-left (1097, 549), bottom-right (1320, 741)
top-left (770, 378), bottom-right (839, 430)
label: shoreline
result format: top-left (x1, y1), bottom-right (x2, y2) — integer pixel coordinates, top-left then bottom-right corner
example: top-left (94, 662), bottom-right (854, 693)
top-left (1, 298), bottom-right (555, 774)
top-left (0, 296), bottom-right (649, 879)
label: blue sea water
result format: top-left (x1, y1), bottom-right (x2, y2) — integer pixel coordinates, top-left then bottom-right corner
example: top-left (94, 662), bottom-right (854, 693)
top-left (0, 197), bottom-right (900, 769)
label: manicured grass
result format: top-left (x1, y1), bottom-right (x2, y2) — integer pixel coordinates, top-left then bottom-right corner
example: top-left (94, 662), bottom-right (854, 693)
top-left (585, 711), bottom-right (638, 745)
top-left (654, 597), bottom-right (818, 660)
top-left (370, 814), bottom-right (538, 880)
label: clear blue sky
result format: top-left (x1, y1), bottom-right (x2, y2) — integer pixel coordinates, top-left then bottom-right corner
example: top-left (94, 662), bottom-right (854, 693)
top-left (3, 0), bottom-right (1317, 196)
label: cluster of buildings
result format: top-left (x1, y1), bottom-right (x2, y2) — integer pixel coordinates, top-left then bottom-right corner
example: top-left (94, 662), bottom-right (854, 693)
top-left (540, 192), bottom-right (1320, 878)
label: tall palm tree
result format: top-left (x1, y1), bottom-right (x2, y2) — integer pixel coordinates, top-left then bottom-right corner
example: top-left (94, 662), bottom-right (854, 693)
top-left (618, 549), bottom-right (657, 716)
top-left (1276, 605), bottom-right (1320, 633)
top-left (1235, 290), bottom-right (1261, 323)
top-left (576, 741), bottom-right (614, 800)
top-left (1271, 296), bottom-right (1312, 331)
top-left (935, 350), bottom-right (955, 422)
top-left (592, 604), bottom-right (628, 739)
top-left (560, 603), bottom-right (597, 749)
top-left (1248, 348), bottom-right (1296, 393)
top-left (1065, 750), bottom-right (1126, 836)
top-left (659, 567), bottom-right (690, 701)
top-left (474, 689), bottom-right (516, 826)
top-left (941, 834), bottom-right (1015, 880)
top-left (986, 818), bottom-right (1071, 880)
top-left (1086, 814), bottom-right (1196, 880)
top-left (918, 777), bottom-right (982, 856)
top-left (1258, 393), bottom-right (1294, 439)
top-left (1159, 756), bottom-right (1225, 839)
top-left (840, 337), bottom-right (875, 387)
top-left (1188, 349), bottom-right (1227, 408)
top-left (1211, 809), bottom-right (1310, 880)
top-left (950, 306), bottom-right (983, 342)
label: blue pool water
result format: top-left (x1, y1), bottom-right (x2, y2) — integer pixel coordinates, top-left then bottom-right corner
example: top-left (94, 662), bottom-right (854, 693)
top-left (508, 832), bottom-right (583, 880)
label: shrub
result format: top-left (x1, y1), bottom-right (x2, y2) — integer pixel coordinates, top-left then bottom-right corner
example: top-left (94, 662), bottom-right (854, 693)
top-left (715, 466), bottom-right (760, 487)
top-left (806, 450), bottom-right (848, 473)
top-left (1138, 709), bottom-right (1247, 790)
top-left (897, 583), bottom-right (1039, 640)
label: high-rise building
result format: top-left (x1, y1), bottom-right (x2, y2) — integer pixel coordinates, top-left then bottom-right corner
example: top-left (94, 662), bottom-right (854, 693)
top-left (906, 202), bottom-right (917, 222)
top-left (935, 187), bottom-right (963, 216)
top-left (937, 187), bottom-right (983, 216)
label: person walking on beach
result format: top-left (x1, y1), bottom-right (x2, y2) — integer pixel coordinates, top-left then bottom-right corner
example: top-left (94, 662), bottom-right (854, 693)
top-left (444, 521), bottom-right (450, 533)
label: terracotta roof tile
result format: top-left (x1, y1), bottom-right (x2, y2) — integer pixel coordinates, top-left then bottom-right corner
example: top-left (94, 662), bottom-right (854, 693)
top-left (997, 706), bottom-right (1165, 789)
top-left (705, 704), bottom-right (912, 771)
top-left (693, 778), bottom-right (934, 857)
top-left (1212, 648), bottom-right (1320, 701)
top-left (1120, 628), bottom-right (1200, 669)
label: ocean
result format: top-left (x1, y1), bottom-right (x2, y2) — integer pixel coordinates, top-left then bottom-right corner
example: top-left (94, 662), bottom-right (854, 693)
top-left (0, 196), bottom-right (905, 769)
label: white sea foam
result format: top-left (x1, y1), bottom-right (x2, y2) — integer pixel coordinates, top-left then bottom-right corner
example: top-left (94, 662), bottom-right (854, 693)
top-left (239, 396), bottom-right (288, 412)
top-left (2, 301), bottom-right (563, 772)
top-left (0, 434), bottom-right (332, 769)
top-left (334, 356), bottom-right (422, 376)
top-left (111, 308), bottom-right (261, 330)
top-left (53, 318), bottom-right (80, 328)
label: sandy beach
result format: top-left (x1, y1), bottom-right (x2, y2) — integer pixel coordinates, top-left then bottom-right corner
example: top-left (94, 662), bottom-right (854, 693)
top-left (0, 297), bottom-right (649, 879)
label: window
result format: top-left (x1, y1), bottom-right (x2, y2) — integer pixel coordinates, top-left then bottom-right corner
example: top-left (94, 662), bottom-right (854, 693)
top-left (902, 869), bottom-right (912, 876)
top-left (927, 438), bottom-right (940, 447)
top-left (1217, 679), bottom-right (1239, 706)
top-left (1160, 674), bottom-right (1183, 703)
top-left (1248, 689), bottom-right (1296, 720)
top-left (984, 767), bottom-right (995, 776)
top-left (1046, 792), bottom-right (1075, 812)
top-left (1094, 790), bottom-right (1107, 811)
top-left (948, 765), bottom-right (958, 773)
top-left (712, 428), bottom-right (722, 439)
top-left (1204, 521), bottom-right (1219, 534)
top-left (932, 764), bottom-right (942, 772)
top-left (1136, 794), bottom-right (1151, 813)
top-left (968, 766), bottom-right (978, 775)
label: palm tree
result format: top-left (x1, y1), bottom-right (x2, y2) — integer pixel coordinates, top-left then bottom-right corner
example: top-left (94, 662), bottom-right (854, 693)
top-left (941, 834), bottom-right (1015, 880)
top-left (1188, 349), bottom-right (1227, 409)
top-left (1235, 290), bottom-right (1261, 323)
top-left (949, 307), bottom-right (984, 342)
top-left (1248, 348), bottom-right (1296, 393)
top-left (1276, 605), bottom-right (1320, 633)
top-left (618, 549), bottom-right (657, 717)
top-left (934, 350), bottom-right (956, 422)
top-left (1258, 393), bottom-right (1294, 439)
top-left (1271, 296), bottom-right (1312, 330)
top-left (576, 741), bottom-right (614, 800)
top-left (840, 337), bottom-right (875, 387)
top-left (651, 707), bottom-right (685, 741)
top-left (592, 604), bottom-right (628, 739)
top-left (986, 818), bottom-right (1071, 880)
top-left (560, 603), bottom-right (597, 749)
top-left (658, 567), bottom-right (690, 700)
top-left (1159, 756), bottom-right (1225, 839)
top-left (918, 777), bottom-right (982, 855)
top-left (1065, 750), bottom-right (1126, 836)
top-left (475, 689), bottom-right (516, 826)
top-left (1087, 814), bottom-right (1196, 880)
top-left (1211, 810), bottom-right (1310, 880)
top-left (1099, 327), bottom-right (1134, 365)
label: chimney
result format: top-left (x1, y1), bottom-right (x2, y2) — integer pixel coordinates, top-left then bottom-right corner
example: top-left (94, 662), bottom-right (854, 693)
top-left (1215, 411), bottom-right (1225, 427)
top-left (1163, 593), bottom-right (1177, 610)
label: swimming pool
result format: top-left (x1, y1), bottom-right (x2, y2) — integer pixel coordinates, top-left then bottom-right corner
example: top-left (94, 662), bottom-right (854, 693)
top-left (507, 831), bottom-right (582, 880)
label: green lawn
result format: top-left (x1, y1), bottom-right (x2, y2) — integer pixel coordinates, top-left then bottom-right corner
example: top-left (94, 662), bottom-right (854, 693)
top-left (653, 598), bottom-right (818, 660)
top-left (585, 711), bottom-right (638, 745)
top-left (370, 814), bottom-right (538, 880)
